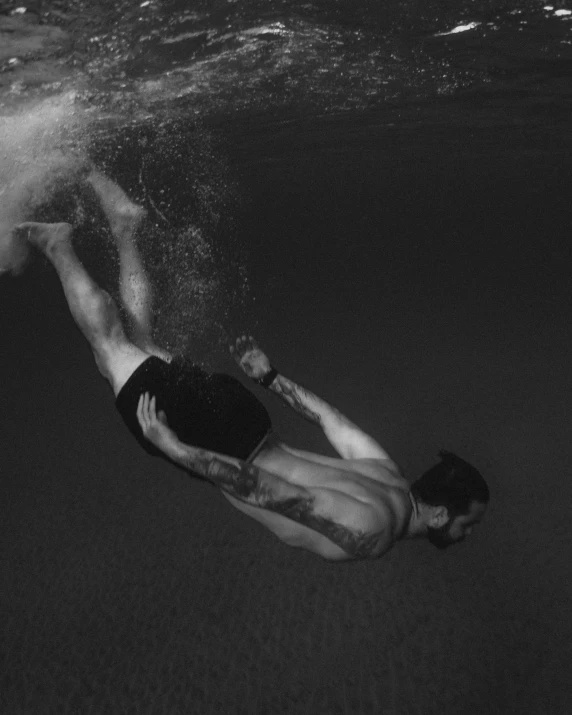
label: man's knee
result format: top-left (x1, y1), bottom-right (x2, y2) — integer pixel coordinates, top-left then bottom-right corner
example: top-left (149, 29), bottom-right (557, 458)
top-left (76, 289), bottom-right (129, 371)
top-left (117, 202), bottom-right (146, 222)
top-left (88, 289), bottom-right (125, 344)
top-left (107, 195), bottom-right (146, 233)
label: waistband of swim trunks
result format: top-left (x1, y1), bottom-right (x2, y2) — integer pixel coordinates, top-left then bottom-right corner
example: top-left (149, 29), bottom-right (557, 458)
top-left (245, 429), bottom-right (274, 464)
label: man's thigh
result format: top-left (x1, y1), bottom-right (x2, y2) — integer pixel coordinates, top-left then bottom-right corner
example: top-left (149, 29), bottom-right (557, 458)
top-left (94, 339), bottom-right (152, 397)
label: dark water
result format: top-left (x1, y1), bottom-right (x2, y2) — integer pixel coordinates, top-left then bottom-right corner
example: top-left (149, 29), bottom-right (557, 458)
top-left (1, 1), bottom-right (572, 714)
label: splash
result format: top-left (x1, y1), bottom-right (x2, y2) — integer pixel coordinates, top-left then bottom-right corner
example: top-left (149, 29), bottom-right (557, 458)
top-left (91, 118), bottom-right (250, 364)
top-left (0, 92), bottom-right (92, 273)
top-left (132, 125), bottom-right (247, 362)
top-left (146, 225), bottom-right (225, 359)
top-left (0, 90), bottom-right (249, 362)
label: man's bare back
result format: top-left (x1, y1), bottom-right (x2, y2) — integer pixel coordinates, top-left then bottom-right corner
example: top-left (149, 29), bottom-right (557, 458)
top-left (225, 441), bottom-right (413, 560)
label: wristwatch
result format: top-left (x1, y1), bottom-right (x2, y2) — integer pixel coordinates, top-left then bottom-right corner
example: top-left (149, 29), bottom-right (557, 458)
top-left (257, 367), bottom-right (278, 388)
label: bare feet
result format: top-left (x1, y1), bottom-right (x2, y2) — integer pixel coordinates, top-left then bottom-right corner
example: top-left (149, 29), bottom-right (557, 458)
top-left (110, 203), bottom-right (146, 247)
top-left (15, 222), bottom-right (73, 254)
top-left (85, 170), bottom-right (146, 247)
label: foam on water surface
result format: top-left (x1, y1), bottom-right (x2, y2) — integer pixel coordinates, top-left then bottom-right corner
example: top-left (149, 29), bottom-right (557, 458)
top-left (0, 92), bottom-right (91, 271)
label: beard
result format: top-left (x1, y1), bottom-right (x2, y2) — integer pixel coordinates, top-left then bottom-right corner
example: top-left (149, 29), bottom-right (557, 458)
top-left (427, 520), bottom-right (457, 550)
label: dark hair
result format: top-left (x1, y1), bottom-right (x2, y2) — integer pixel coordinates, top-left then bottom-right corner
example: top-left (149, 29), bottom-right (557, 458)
top-left (410, 450), bottom-right (489, 517)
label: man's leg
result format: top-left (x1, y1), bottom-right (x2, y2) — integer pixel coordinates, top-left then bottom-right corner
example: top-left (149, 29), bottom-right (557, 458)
top-left (85, 170), bottom-right (172, 362)
top-left (15, 221), bottom-right (150, 397)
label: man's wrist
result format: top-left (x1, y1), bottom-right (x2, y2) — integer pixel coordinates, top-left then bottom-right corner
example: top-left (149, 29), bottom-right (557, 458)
top-left (257, 366), bottom-right (279, 388)
top-left (161, 432), bottom-right (182, 459)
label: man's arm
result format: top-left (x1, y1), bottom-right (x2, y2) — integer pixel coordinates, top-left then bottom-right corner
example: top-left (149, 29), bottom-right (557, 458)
top-left (270, 373), bottom-right (394, 462)
top-left (231, 336), bottom-right (392, 461)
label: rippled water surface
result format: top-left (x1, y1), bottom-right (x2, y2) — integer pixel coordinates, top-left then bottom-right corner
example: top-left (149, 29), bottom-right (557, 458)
top-left (3, 1), bottom-right (572, 117)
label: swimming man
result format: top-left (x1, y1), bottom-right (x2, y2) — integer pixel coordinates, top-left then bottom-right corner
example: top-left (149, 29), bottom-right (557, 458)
top-left (8, 192), bottom-right (488, 561)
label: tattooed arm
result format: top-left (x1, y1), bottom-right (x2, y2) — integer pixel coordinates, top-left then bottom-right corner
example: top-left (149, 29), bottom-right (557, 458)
top-left (271, 374), bottom-right (395, 462)
top-left (231, 335), bottom-right (392, 461)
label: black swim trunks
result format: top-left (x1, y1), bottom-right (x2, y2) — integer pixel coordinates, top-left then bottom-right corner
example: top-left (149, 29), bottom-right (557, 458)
top-left (115, 356), bottom-right (272, 462)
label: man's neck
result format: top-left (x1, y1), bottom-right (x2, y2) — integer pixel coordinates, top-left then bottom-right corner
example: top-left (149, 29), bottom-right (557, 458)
top-left (405, 492), bottom-right (425, 539)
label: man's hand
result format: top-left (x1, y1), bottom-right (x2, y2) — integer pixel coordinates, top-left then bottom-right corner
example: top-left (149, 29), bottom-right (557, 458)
top-left (137, 393), bottom-right (178, 454)
top-left (230, 335), bottom-right (272, 381)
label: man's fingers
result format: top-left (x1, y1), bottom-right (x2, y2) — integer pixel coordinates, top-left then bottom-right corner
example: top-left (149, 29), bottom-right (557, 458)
top-left (139, 393), bottom-right (153, 418)
top-left (230, 335), bottom-right (261, 362)
top-left (231, 336), bottom-right (247, 357)
top-left (137, 393), bottom-right (149, 431)
top-left (146, 394), bottom-right (158, 421)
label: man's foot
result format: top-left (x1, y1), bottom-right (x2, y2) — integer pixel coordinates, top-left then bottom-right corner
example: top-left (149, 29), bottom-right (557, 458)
top-left (14, 222), bottom-right (73, 254)
top-left (86, 170), bottom-right (146, 248)
top-left (111, 203), bottom-right (146, 248)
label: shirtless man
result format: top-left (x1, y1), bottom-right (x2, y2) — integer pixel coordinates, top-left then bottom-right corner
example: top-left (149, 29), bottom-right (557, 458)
top-left (137, 341), bottom-right (489, 560)
top-left (9, 202), bottom-right (488, 562)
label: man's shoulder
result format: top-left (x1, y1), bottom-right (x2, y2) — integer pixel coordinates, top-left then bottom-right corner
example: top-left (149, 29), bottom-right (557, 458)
top-left (350, 456), bottom-right (408, 488)
top-left (346, 460), bottom-right (411, 542)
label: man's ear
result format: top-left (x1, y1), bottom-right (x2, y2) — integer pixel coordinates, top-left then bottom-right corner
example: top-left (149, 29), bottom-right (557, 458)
top-left (428, 505), bottom-right (449, 528)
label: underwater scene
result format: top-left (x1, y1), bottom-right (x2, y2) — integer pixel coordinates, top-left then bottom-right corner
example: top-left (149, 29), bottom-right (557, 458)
top-left (1, 1), bottom-right (571, 714)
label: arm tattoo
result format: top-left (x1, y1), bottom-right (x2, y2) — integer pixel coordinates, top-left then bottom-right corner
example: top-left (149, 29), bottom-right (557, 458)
top-left (182, 450), bottom-right (261, 500)
top-left (271, 377), bottom-right (323, 425)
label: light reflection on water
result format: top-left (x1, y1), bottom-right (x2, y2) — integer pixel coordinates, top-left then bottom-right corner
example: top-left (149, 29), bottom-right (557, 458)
top-left (1, 0), bottom-right (572, 121)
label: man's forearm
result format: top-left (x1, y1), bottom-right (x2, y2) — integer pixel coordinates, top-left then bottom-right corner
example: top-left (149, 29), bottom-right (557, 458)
top-left (167, 438), bottom-right (262, 500)
top-left (268, 373), bottom-right (346, 429)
